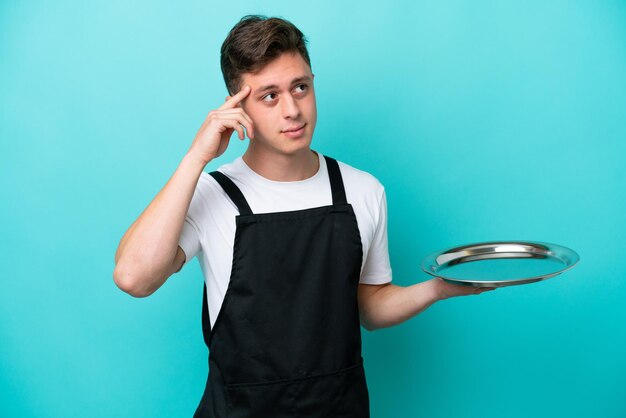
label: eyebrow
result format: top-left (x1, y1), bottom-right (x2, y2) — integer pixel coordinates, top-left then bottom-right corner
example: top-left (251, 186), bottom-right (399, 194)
top-left (257, 76), bottom-right (312, 93)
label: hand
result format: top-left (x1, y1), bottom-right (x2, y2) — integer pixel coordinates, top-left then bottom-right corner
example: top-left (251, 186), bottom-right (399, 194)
top-left (187, 85), bottom-right (255, 166)
top-left (431, 277), bottom-right (497, 301)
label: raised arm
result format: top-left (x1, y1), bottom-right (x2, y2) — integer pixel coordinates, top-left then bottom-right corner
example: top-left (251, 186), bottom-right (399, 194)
top-left (113, 86), bottom-right (254, 297)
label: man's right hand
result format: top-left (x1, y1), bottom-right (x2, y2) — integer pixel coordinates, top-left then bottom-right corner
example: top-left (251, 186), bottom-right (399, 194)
top-left (114, 86), bottom-right (255, 297)
top-left (187, 85), bottom-right (254, 166)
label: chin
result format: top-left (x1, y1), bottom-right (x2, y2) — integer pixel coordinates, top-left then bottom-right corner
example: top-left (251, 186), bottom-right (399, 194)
top-left (283, 137), bottom-right (313, 155)
top-left (250, 127), bottom-right (313, 156)
top-left (253, 135), bottom-right (313, 156)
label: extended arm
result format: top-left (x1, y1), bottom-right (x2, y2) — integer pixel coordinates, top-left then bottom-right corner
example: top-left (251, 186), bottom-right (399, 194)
top-left (358, 278), bottom-right (495, 331)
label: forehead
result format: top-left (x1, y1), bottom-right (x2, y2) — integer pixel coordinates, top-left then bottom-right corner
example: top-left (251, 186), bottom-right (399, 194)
top-left (241, 52), bottom-right (312, 90)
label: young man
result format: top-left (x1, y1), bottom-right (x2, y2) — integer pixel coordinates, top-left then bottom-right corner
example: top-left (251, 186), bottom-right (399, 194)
top-left (113, 15), bottom-right (494, 417)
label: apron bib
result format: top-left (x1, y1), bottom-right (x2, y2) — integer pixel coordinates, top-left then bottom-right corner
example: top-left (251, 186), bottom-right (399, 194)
top-left (193, 156), bottom-right (370, 417)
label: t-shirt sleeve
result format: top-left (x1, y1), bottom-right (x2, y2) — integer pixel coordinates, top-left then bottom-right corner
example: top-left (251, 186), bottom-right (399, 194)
top-left (359, 189), bottom-right (393, 285)
top-left (178, 176), bottom-right (209, 265)
top-left (178, 215), bottom-right (201, 266)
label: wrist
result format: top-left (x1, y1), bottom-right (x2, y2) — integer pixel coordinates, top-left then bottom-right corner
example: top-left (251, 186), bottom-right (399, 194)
top-left (426, 278), bottom-right (446, 302)
top-left (182, 152), bottom-right (211, 171)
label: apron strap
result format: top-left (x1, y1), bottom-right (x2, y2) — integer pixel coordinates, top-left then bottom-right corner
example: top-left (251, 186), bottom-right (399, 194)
top-left (201, 283), bottom-right (211, 348)
top-left (210, 156), bottom-right (345, 212)
top-left (324, 156), bottom-right (348, 205)
top-left (209, 171), bottom-right (253, 215)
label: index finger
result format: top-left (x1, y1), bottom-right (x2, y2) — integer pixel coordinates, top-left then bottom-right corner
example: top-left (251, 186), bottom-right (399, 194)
top-left (218, 85), bottom-right (251, 110)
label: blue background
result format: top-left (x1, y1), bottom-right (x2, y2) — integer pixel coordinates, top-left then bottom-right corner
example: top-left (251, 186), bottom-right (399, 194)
top-left (2, 1), bottom-right (625, 417)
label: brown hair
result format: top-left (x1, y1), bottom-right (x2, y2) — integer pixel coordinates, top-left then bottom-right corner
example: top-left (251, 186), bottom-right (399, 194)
top-left (220, 15), bottom-right (312, 95)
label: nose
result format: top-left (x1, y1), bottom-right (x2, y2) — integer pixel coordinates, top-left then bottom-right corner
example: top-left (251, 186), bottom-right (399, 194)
top-left (281, 94), bottom-right (300, 119)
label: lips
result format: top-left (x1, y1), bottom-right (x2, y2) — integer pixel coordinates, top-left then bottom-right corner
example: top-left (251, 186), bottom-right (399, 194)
top-left (281, 123), bottom-right (307, 139)
top-left (282, 123), bottom-right (306, 133)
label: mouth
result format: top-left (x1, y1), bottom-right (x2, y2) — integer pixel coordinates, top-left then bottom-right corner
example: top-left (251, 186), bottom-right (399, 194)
top-left (281, 123), bottom-right (307, 139)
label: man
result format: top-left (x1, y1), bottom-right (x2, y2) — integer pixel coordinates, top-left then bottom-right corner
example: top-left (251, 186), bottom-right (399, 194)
top-left (113, 15), bottom-right (494, 417)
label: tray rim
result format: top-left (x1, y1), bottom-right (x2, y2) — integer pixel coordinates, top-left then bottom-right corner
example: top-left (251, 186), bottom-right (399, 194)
top-left (420, 240), bottom-right (580, 288)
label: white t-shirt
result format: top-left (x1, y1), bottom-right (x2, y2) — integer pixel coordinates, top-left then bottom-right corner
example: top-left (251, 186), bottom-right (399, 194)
top-left (178, 151), bottom-right (392, 328)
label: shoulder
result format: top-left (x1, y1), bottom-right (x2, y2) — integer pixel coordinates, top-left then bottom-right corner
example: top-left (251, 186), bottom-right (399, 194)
top-left (197, 157), bottom-right (245, 192)
top-left (195, 170), bottom-right (225, 197)
top-left (188, 162), bottom-right (240, 214)
top-left (335, 159), bottom-right (385, 200)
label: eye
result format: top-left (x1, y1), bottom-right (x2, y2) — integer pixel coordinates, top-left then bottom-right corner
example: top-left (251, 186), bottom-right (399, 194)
top-left (294, 84), bottom-right (308, 94)
top-left (262, 92), bottom-right (277, 103)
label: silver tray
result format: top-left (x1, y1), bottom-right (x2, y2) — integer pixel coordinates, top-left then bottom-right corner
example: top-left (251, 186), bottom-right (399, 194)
top-left (421, 241), bottom-right (579, 288)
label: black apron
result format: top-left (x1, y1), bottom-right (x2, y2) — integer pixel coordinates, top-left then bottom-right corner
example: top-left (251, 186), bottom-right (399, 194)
top-left (193, 155), bottom-right (370, 418)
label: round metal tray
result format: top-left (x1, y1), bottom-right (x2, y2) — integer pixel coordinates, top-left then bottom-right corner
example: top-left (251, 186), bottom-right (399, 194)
top-left (421, 241), bottom-right (579, 288)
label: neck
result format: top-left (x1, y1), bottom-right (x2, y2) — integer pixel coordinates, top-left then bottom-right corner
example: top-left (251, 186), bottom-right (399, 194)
top-left (242, 145), bottom-right (319, 182)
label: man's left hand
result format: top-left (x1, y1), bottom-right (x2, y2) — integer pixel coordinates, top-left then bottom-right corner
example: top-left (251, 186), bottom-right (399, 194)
top-left (432, 277), bottom-right (497, 301)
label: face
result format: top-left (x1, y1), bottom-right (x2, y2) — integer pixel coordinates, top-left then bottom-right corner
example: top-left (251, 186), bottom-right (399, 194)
top-left (239, 52), bottom-right (317, 156)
